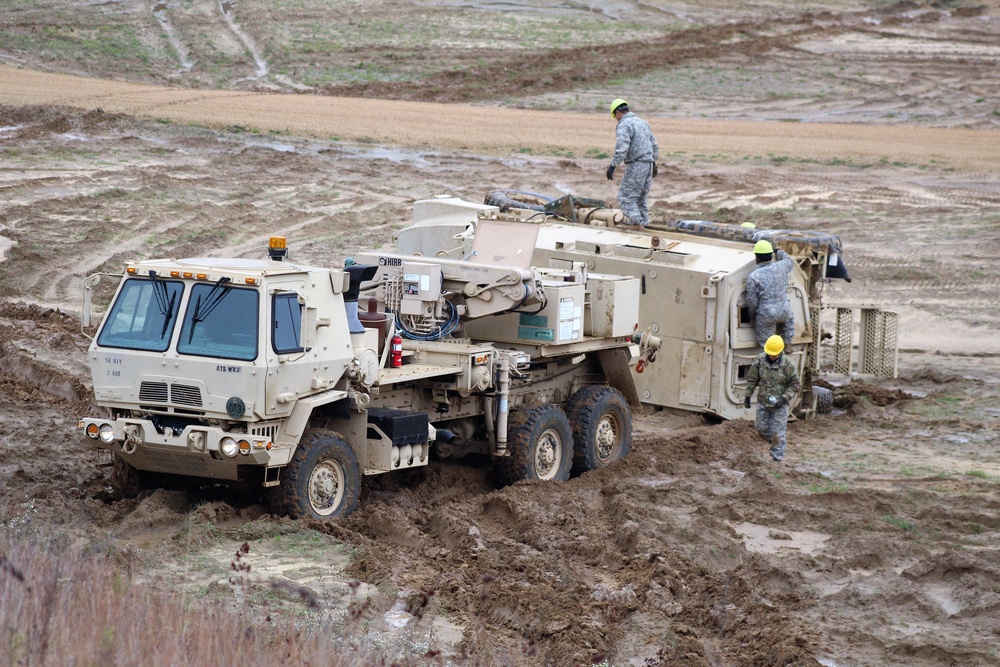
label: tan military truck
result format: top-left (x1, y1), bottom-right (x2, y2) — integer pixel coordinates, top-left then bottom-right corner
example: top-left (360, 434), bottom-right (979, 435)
top-left (395, 191), bottom-right (857, 421)
top-left (79, 231), bottom-right (659, 519)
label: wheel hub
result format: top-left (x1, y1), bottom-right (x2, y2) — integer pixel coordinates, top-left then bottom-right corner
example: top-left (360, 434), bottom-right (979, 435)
top-left (595, 415), bottom-right (619, 461)
top-left (309, 460), bottom-right (344, 514)
top-left (536, 429), bottom-right (560, 478)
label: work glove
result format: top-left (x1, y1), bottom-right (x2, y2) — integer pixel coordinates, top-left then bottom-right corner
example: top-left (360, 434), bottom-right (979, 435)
top-left (744, 396), bottom-right (751, 409)
top-left (606, 164), bottom-right (615, 181)
top-left (652, 163), bottom-right (658, 178)
top-left (775, 396), bottom-right (787, 407)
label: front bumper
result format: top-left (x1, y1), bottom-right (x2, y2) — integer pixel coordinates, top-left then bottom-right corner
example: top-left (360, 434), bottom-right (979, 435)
top-left (79, 416), bottom-right (291, 481)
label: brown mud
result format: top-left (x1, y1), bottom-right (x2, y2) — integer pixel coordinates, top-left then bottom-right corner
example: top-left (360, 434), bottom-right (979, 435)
top-left (2, 1), bottom-right (1000, 665)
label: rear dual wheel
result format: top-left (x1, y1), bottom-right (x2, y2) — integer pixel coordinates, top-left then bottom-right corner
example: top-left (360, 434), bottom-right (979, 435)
top-left (566, 386), bottom-right (632, 475)
top-left (497, 404), bottom-right (573, 485)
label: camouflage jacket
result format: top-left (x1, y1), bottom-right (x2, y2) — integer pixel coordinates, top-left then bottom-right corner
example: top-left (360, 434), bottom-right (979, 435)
top-left (611, 112), bottom-right (659, 167)
top-left (745, 352), bottom-right (801, 404)
top-left (745, 249), bottom-right (793, 318)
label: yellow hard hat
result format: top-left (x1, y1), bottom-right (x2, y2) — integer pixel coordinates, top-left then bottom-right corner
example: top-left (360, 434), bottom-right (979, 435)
top-left (764, 335), bottom-right (785, 355)
top-left (753, 240), bottom-right (774, 255)
top-left (610, 98), bottom-right (628, 117)
top-left (741, 222), bottom-right (756, 229)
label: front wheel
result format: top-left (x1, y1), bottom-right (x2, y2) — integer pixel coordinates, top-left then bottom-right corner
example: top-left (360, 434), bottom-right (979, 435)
top-left (110, 452), bottom-right (156, 499)
top-left (566, 386), bottom-right (632, 475)
top-left (271, 430), bottom-right (361, 520)
top-left (497, 403), bottom-right (573, 484)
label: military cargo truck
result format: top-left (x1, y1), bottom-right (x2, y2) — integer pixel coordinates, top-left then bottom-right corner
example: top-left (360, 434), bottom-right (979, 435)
top-left (79, 231), bottom-right (660, 519)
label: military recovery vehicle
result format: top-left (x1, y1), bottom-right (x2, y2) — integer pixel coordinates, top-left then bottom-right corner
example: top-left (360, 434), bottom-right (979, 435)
top-left (79, 228), bottom-right (660, 520)
top-left (395, 191), bottom-right (856, 422)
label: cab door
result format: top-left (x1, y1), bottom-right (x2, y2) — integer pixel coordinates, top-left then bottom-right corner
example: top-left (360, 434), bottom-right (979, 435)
top-left (263, 280), bottom-right (317, 417)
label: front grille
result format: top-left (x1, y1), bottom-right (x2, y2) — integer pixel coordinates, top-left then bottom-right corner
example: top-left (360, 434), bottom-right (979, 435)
top-left (138, 380), bottom-right (204, 413)
top-left (139, 382), bottom-right (169, 403)
top-left (171, 384), bottom-right (203, 407)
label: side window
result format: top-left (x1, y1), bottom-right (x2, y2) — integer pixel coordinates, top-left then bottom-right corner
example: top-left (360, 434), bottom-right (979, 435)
top-left (272, 293), bottom-right (304, 354)
top-left (739, 304), bottom-right (752, 326)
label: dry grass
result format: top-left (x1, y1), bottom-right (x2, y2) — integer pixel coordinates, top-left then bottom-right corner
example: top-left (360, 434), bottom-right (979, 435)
top-left (0, 536), bottom-right (444, 666)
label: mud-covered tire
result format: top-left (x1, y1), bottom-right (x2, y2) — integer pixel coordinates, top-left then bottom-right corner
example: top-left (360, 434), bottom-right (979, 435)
top-left (815, 386), bottom-right (834, 414)
top-left (566, 386), bottom-right (632, 475)
top-left (110, 453), bottom-right (153, 499)
top-left (497, 404), bottom-right (573, 485)
top-left (271, 430), bottom-right (361, 520)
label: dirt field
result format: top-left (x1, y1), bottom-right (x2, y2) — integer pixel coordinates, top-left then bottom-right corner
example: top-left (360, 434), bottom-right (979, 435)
top-left (2, 1), bottom-right (1000, 666)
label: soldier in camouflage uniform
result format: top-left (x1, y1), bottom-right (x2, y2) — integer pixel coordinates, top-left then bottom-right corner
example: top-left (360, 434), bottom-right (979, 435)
top-left (745, 239), bottom-right (795, 347)
top-left (744, 335), bottom-right (801, 461)
top-left (606, 99), bottom-right (659, 228)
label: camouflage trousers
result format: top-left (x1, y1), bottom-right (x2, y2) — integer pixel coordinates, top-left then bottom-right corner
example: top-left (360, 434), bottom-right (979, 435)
top-left (754, 307), bottom-right (795, 347)
top-left (755, 403), bottom-right (789, 461)
top-left (618, 161), bottom-right (653, 227)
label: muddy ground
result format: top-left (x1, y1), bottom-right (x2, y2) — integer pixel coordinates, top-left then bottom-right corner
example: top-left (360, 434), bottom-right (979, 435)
top-left (2, 1), bottom-right (1000, 666)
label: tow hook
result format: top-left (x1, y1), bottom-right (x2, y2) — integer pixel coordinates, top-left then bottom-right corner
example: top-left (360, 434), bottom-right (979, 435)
top-left (122, 424), bottom-right (144, 455)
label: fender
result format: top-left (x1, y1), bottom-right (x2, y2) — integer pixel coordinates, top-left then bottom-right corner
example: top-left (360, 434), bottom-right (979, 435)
top-left (278, 388), bottom-right (349, 443)
top-left (596, 347), bottom-right (641, 407)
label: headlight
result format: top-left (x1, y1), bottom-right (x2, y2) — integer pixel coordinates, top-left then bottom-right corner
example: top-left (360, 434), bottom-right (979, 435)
top-left (99, 424), bottom-right (116, 444)
top-left (85, 423), bottom-right (100, 439)
top-left (238, 440), bottom-right (251, 456)
top-left (220, 437), bottom-right (239, 458)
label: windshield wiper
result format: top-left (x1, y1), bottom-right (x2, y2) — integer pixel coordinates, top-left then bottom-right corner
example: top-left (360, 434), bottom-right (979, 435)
top-left (160, 289), bottom-right (177, 338)
top-left (148, 270), bottom-right (170, 314)
top-left (149, 270), bottom-right (176, 339)
top-left (187, 277), bottom-right (231, 344)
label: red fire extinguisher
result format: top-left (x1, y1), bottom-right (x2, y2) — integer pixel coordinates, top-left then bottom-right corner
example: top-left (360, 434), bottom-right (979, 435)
top-left (391, 335), bottom-right (403, 368)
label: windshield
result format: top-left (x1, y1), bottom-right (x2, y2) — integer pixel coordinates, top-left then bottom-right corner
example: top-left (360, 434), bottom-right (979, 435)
top-left (97, 277), bottom-right (183, 352)
top-left (177, 283), bottom-right (259, 361)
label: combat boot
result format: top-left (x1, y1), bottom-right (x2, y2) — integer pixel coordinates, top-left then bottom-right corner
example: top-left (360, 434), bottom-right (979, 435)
top-left (769, 434), bottom-right (783, 462)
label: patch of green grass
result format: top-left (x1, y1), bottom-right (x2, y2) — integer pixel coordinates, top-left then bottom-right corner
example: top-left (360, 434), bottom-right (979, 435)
top-left (807, 481), bottom-right (850, 494)
top-left (881, 515), bottom-right (915, 532)
top-left (903, 393), bottom-right (967, 419)
top-left (963, 469), bottom-right (1000, 483)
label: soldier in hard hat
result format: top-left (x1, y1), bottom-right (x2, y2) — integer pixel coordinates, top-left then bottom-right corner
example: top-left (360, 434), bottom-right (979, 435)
top-left (745, 239), bottom-right (795, 347)
top-left (744, 335), bottom-right (801, 462)
top-left (606, 99), bottom-right (659, 228)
